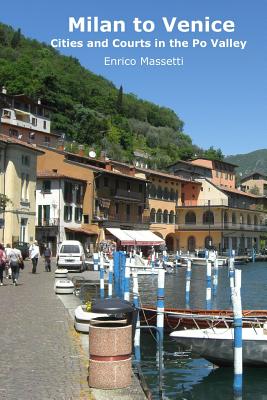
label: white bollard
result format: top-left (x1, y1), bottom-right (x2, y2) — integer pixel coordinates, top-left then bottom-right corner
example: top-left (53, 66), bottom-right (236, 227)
top-left (132, 270), bottom-right (141, 362)
top-left (206, 260), bottom-right (212, 309)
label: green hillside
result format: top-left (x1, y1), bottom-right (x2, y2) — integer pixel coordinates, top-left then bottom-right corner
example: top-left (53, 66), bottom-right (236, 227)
top-left (0, 23), bottom-right (223, 167)
top-left (225, 149), bottom-right (267, 178)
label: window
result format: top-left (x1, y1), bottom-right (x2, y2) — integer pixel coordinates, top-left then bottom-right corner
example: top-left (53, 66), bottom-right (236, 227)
top-left (42, 180), bottom-right (51, 193)
top-left (75, 185), bottom-right (83, 204)
top-left (104, 177), bottom-right (109, 187)
top-left (138, 183), bottom-right (143, 193)
top-left (75, 207), bottom-right (83, 222)
top-left (44, 136), bottom-right (50, 145)
top-left (232, 213), bottom-right (237, 225)
top-left (126, 204), bottom-right (131, 221)
top-left (20, 218), bottom-right (28, 242)
top-left (43, 121), bottom-right (47, 129)
top-left (64, 181), bottom-right (73, 203)
top-left (203, 211), bottom-right (214, 225)
top-left (163, 210), bottom-right (168, 223)
top-left (83, 214), bottom-right (89, 224)
top-left (156, 209), bottom-right (162, 223)
top-left (2, 109), bottom-right (11, 118)
top-left (9, 128), bottom-right (18, 138)
top-left (60, 245), bottom-right (79, 254)
top-left (150, 208), bottom-right (156, 223)
top-left (31, 117), bottom-right (37, 126)
top-left (149, 184), bottom-right (156, 198)
top-left (22, 155), bottom-right (30, 166)
top-left (185, 211), bottom-right (196, 224)
top-left (127, 182), bottom-right (131, 192)
top-left (115, 203), bottom-right (119, 215)
top-left (169, 211), bottom-right (174, 224)
top-left (64, 205), bottom-right (72, 222)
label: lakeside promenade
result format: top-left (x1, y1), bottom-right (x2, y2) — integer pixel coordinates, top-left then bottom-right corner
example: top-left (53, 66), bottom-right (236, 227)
top-left (0, 260), bottom-right (148, 400)
top-left (0, 260), bottom-right (90, 400)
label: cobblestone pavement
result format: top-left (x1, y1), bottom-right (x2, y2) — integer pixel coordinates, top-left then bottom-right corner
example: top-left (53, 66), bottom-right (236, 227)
top-left (0, 259), bottom-right (91, 400)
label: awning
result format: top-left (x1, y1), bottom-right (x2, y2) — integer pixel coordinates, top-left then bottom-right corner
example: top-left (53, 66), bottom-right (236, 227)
top-left (65, 227), bottom-right (97, 236)
top-left (106, 228), bottom-right (165, 246)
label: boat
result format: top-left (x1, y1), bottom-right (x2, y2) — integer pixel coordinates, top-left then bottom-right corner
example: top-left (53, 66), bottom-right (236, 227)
top-left (140, 306), bottom-right (267, 332)
top-left (170, 327), bottom-right (267, 367)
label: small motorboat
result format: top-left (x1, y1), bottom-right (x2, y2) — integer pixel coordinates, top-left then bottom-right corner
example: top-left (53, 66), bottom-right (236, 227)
top-left (170, 327), bottom-right (267, 367)
top-left (140, 306), bottom-right (267, 332)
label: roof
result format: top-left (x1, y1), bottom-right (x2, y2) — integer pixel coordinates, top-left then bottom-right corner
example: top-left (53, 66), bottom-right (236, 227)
top-left (37, 170), bottom-right (87, 182)
top-left (0, 134), bottom-right (44, 154)
top-left (217, 185), bottom-right (262, 198)
top-left (106, 228), bottom-right (165, 246)
top-left (168, 159), bottom-right (212, 170)
top-left (192, 157), bottom-right (238, 168)
top-left (64, 159), bottom-right (149, 183)
top-left (135, 166), bottom-right (201, 184)
top-left (240, 172), bottom-right (267, 182)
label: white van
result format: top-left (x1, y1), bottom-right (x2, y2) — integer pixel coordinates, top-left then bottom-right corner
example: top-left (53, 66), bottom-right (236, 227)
top-left (57, 240), bottom-right (86, 272)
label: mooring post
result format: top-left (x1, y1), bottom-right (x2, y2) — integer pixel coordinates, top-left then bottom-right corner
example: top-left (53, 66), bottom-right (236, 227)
top-left (93, 252), bottom-right (99, 271)
top-left (206, 260), bottom-right (212, 309)
top-left (151, 252), bottom-right (155, 274)
top-left (157, 269), bottom-right (165, 345)
top-left (229, 252), bottom-right (235, 289)
top-left (185, 258), bottom-right (192, 306)
top-left (231, 269), bottom-right (243, 399)
top-left (212, 258), bottom-right (219, 296)
top-left (252, 247), bottom-right (256, 263)
top-left (113, 251), bottom-right (120, 297)
top-left (132, 270), bottom-right (141, 362)
top-left (99, 254), bottom-right (105, 299)
top-left (108, 258), bottom-right (113, 298)
top-left (120, 251), bottom-right (126, 299)
top-left (124, 264), bottom-right (130, 301)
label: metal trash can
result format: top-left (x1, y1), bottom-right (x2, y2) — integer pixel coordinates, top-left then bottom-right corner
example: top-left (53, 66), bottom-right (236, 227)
top-left (88, 298), bottom-right (134, 389)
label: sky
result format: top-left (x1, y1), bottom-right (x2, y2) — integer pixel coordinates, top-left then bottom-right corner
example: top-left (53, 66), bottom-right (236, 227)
top-left (1, 0), bottom-right (267, 156)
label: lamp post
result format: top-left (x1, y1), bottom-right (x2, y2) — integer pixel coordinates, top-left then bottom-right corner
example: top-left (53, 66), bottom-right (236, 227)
top-left (208, 199), bottom-right (211, 249)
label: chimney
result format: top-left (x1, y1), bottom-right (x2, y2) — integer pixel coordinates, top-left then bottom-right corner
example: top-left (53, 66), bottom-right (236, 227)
top-left (2, 86), bottom-right (7, 94)
top-left (57, 141), bottom-right (64, 152)
top-left (78, 144), bottom-right (84, 157)
top-left (100, 150), bottom-right (106, 161)
top-left (105, 162), bottom-right (112, 171)
top-left (129, 166), bottom-right (136, 176)
top-left (37, 98), bottom-right (41, 105)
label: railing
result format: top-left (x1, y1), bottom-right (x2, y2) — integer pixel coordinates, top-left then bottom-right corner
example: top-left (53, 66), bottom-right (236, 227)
top-left (176, 223), bottom-right (267, 232)
top-left (37, 218), bottom-right (59, 227)
top-left (113, 189), bottom-right (143, 201)
top-left (178, 199), bottom-right (260, 210)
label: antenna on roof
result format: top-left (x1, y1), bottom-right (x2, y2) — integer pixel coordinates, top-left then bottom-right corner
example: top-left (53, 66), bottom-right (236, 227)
top-left (89, 150), bottom-right (96, 158)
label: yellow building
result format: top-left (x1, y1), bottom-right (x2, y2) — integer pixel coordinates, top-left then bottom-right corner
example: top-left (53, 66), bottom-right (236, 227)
top-left (0, 135), bottom-right (43, 245)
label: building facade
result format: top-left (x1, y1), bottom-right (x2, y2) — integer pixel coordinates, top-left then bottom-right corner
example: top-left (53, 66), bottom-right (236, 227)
top-left (0, 135), bottom-right (43, 245)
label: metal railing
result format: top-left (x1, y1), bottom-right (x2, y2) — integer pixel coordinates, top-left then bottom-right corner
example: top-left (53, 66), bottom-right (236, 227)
top-left (37, 218), bottom-right (59, 227)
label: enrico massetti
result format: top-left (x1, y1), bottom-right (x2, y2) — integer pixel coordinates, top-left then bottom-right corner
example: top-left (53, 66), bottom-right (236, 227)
top-left (104, 56), bottom-right (184, 66)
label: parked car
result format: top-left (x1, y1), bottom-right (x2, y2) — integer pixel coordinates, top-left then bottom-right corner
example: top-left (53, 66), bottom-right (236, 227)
top-left (56, 240), bottom-right (86, 272)
top-left (13, 242), bottom-right (30, 260)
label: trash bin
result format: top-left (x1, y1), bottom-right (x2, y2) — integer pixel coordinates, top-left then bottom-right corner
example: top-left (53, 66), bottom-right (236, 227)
top-left (88, 298), bottom-right (135, 389)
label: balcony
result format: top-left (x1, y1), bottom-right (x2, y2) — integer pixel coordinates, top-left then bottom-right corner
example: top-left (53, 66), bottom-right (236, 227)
top-left (176, 222), bottom-right (267, 232)
top-left (20, 199), bottom-right (30, 208)
top-left (113, 189), bottom-right (143, 202)
top-left (37, 218), bottom-right (59, 227)
top-left (178, 199), bottom-right (259, 210)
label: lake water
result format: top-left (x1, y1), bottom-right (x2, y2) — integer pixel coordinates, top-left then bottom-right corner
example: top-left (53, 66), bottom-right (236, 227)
top-left (137, 262), bottom-right (267, 399)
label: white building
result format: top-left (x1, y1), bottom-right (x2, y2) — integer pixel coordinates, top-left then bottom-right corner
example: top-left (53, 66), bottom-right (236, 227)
top-left (35, 171), bottom-right (86, 254)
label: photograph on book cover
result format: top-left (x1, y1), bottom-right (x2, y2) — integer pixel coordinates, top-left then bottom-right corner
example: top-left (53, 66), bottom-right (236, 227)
top-left (0, 0), bottom-right (267, 399)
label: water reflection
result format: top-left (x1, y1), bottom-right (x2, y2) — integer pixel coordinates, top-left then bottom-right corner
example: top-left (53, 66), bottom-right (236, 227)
top-left (139, 262), bottom-right (267, 399)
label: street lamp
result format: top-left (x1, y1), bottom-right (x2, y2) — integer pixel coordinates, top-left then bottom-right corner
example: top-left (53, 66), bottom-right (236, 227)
top-left (208, 199), bottom-right (211, 249)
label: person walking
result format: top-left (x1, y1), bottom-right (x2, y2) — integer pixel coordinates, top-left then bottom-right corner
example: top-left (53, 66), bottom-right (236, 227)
top-left (5, 243), bottom-right (12, 279)
top-left (0, 244), bottom-right (7, 286)
top-left (29, 240), bottom-right (40, 274)
top-left (8, 244), bottom-right (22, 286)
top-left (44, 245), bottom-right (52, 272)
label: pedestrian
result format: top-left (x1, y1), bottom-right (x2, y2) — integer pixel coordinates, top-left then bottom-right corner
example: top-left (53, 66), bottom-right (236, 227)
top-left (8, 244), bottom-right (22, 286)
top-left (5, 244), bottom-right (12, 279)
top-left (44, 245), bottom-right (52, 272)
top-left (29, 240), bottom-right (40, 274)
top-left (0, 244), bottom-right (7, 286)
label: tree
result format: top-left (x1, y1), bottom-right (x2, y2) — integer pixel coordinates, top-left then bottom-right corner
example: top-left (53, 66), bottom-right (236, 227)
top-left (11, 28), bottom-right (21, 49)
top-left (116, 85), bottom-right (123, 113)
